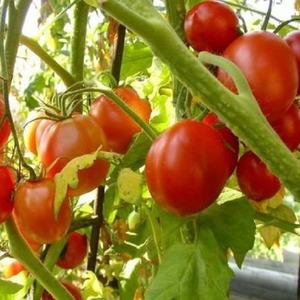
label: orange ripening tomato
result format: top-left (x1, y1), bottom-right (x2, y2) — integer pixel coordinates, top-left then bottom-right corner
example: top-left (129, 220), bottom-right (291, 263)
top-left (36, 114), bottom-right (110, 197)
top-left (2, 260), bottom-right (27, 278)
top-left (89, 86), bottom-right (151, 154)
top-left (13, 178), bottom-right (71, 244)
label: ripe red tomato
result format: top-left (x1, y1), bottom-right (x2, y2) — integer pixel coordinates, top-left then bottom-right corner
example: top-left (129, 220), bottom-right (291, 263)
top-left (13, 178), bottom-right (71, 244)
top-left (42, 280), bottom-right (83, 300)
top-left (56, 231), bottom-right (88, 269)
top-left (13, 212), bottom-right (42, 251)
top-left (184, 0), bottom-right (240, 53)
top-left (145, 119), bottom-right (230, 216)
top-left (285, 30), bottom-right (300, 95)
top-left (202, 112), bottom-right (239, 175)
top-left (236, 151), bottom-right (281, 202)
top-left (0, 166), bottom-right (15, 224)
top-left (0, 95), bottom-right (11, 148)
top-left (36, 114), bottom-right (110, 197)
top-left (218, 31), bottom-right (298, 122)
top-left (89, 86), bottom-right (152, 154)
top-left (271, 101), bottom-right (300, 151)
top-left (2, 260), bottom-right (26, 278)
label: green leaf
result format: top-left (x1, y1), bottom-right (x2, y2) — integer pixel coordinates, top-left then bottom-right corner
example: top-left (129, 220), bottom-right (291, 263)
top-left (200, 197), bottom-right (256, 267)
top-left (54, 149), bottom-right (120, 218)
top-left (145, 227), bottom-right (233, 300)
top-left (83, 0), bottom-right (99, 8)
top-left (0, 279), bottom-right (23, 295)
top-left (121, 42), bottom-right (153, 80)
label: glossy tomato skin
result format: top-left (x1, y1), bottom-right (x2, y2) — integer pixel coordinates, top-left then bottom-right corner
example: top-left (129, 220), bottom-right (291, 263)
top-left (184, 0), bottom-right (240, 53)
top-left (42, 280), bottom-right (83, 300)
top-left (0, 95), bottom-right (11, 148)
top-left (36, 114), bottom-right (110, 197)
top-left (0, 166), bottom-right (15, 224)
top-left (218, 31), bottom-right (298, 122)
top-left (285, 30), bottom-right (300, 94)
top-left (202, 112), bottom-right (239, 175)
top-left (271, 101), bottom-right (300, 151)
top-left (89, 86), bottom-right (152, 154)
top-left (56, 231), bottom-right (88, 269)
top-left (145, 119), bottom-right (229, 216)
top-left (236, 151), bottom-right (281, 202)
top-left (13, 178), bottom-right (71, 244)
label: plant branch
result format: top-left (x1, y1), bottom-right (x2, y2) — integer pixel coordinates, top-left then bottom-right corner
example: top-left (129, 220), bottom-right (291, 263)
top-left (20, 35), bottom-right (76, 88)
top-left (100, 0), bottom-right (300, 201)
top-left (4, 217), bottom-right (73, 300)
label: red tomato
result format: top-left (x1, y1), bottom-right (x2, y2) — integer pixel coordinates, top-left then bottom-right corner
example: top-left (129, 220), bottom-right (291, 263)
top-left (36, 114), bottom-right (110, 197)
top-left (285, 30), bottom-right (300, 95)
top-left (218, 31), bottom-right (298, 122)
top-left (184, 0), bottom-right (240, 53)
top-left (13, 212), bottom-right (42, 251)
top-left (0, 166), bottom-right (15, 224)
top-left (0, 95), bottom-right (11, 148)
top-left (202, 112), bottom-right (239, 175)
top-left (145, 119), bottom-right (229, 216)
top-left (271, 101), bottom-right (300, 151)
top-left (236, 151), bottom-right (281, 202)
top-left (2, 260), bottom-right (26, 278)
top-left (56, 231), bottom-right (88, 269)
top-left (89, 86), bottom-right (152, 154)
top-left (13, 178), bottom-right (71, 244)
top-left (42, 280), bottom-right (83, 300)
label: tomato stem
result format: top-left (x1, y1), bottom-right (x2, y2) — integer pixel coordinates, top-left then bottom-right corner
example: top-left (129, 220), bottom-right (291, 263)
top-left (20, 35), bottom-right (76, 88)
top-left (100, 0), bottom-right (300, 201)
top-left (4, 217), bottom-right (74, 300)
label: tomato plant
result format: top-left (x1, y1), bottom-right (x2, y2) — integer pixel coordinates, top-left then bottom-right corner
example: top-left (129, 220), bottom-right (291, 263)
top-left (89, 86), bottom-right (152, 154)
top-left (236, 151), bottom-right (281, 202)
top-left (145, 119), bottom-right (230, 216)
top-left (0, 95), bottom-right (11, 148)
top-left (13, 178), bottom-right (71, 244)
top-left (36, 114), bottom-right (110, 197)
top-left (0, 165), bottom-right (15, 224)
top-left (218, 30), bottom-right (298, 122)
top-left (56, 231), bottom-right (88, 269)
top-left (184, 0), bottom-right (240, 53)
top-left (1, 1), bottom-right (300, 300)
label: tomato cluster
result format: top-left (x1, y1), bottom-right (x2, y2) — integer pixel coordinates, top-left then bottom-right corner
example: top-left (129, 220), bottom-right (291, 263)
top-left (186, 1), bottom-right (300, 203)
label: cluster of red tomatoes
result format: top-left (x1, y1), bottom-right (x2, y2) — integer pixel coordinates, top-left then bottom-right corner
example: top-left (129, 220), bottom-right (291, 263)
top-left (145, 0), bottom-right (300, 216)
top-left (0, 86), bottom-right (151, 295)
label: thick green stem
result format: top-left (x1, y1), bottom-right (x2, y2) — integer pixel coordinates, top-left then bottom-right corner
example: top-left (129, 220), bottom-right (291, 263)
top-left (70, 0), bottom-right (89, 82)
top-left (100, 0), bottom-right (300, 201)
top-left (4, 218), bottom-right (73, 300)
top-left (20, 35), bottom-right (75, 87)
top-left (5, 0), bottom-right (32, 83)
